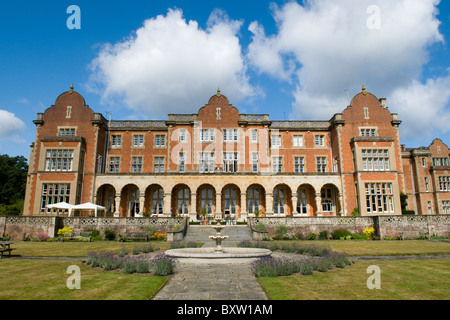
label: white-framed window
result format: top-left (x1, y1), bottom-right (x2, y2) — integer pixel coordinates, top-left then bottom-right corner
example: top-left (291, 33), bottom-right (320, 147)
top-left (223, 152), bottom-right (238, 173)
top-left (362, 149), bottom-right (390, 171)
top-left (365, 183), bottom-right (394, 214)
top-left (439, 176), bottom-right (450, 191)
top-left (297, 188), bottom-right (308, 215)
top-left (251, 129), bottom-right (258, 143)
top-left (315, 135), bottom-right (325, 147)
top-left (422, 158), bottom-right (426, 167)
top-left (271, 135), bottom-right (281, 148)
top-left (111, 135), bottom-right (122, 147)
top-left (223, 129), bottom-right (238, 142)
top-left (273, 187), bottom-right (286, 215)
top-left (177, 188), bottom-right (190, 215)
top-left (293, 135), bottom-right (304, 147)
top-left (131, 156), bottom-right (143, 173)
top-left (442, 201), bottom-right (450, 214)
top-left (40, 183), bottom-right (71, 214)
top-left (321, 187), bottom-right (333, 212)
top-left (45, 149), bottom-right (74, 172)
top-left (294, 156), bottom-right (305, 173)
top-left (152, 188), bottom-right (164, 215)
top-left (360, 128), bottom-right (376, 137)
top-left (433, 157), bottom-right (449, 166)
top-left (251, 153), bottom-right (258, 173)
top-left (272, 157), bottom-right (283, 173)
top-left (316, 157), bottom-right (327, 173)
top-left (154, 157), bottom-right (164, 173)
top-left (200, 129), bottom-right (215, 142)
top-left (425, 177), bottom-right (429, 192)
top-left (247, 188), bottom-right (260, 214)
top-left (155, 135), bottom-right (166, 147)
top-left (200, 188), bottom-right (214, 215)
top-left (58, 128), bottom-right (76, 137)
top-left (109, 157), bottom-right (120, 173)
top-left (179, 152), bottom-right (185, 173)
top-left (179, 129), bottom-right (186, 143)
top-left (133, 134), bottom-right (144, 147)
top-left (199, 152), bottom-right (215, 173)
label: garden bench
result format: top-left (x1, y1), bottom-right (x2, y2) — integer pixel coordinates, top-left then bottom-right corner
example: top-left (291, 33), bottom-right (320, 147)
top-left (60, 231), bottom-right (93, 242)
top-left (0, 241), bottom-right (14, 259)
top-left (118, 232), bottom-right (149, 242)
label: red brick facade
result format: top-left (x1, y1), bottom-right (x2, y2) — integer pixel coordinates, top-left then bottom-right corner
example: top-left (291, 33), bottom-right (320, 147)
top-left (23, 85), bottom-right (449, 219)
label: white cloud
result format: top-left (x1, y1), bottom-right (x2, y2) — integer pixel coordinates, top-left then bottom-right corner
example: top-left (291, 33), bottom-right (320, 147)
top-left (247, 0), bottom-right (447, 140)
top-left (389, 75), bottom-right (450, 141)
top-left (89, 8), bottom-right (256, 117)
top-left (0, 110), bottom-right (26, 142)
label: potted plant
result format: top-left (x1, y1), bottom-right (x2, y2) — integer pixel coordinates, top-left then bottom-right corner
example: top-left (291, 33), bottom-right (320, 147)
top-left (200, 208), bottom-right (208, 225)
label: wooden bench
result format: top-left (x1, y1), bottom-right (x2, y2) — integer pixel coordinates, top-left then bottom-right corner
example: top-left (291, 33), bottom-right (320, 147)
top-left (0, 242), bottom-right (14, 259)
top-left (60, 231), bottom-right (93, 242)
top-left (118, 232), bottom-right (149, 242)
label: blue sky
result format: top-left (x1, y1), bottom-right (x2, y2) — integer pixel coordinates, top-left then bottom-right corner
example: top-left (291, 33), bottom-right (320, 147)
top-left (0, 0), bottom-right (449, 160)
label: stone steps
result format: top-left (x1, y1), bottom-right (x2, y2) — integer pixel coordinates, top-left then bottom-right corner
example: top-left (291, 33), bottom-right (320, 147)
top-left (183, 224), bottom-right (253, 245)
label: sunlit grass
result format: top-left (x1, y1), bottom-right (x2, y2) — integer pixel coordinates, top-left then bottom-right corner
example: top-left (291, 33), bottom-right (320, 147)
top-left (259, 259), bottom-right (450, 300)
top-left (0, 259), bottom-right (167, 300)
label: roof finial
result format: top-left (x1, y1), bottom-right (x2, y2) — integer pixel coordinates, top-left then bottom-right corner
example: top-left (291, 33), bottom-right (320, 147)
top-left (362, 83), bottom-right (367, 95)
top-left (217, 87), bottom-right (221, 96)
top-left (69, 83), bottom-right (74, 94)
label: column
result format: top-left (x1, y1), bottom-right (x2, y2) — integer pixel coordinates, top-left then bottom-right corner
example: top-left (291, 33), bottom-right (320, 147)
top-left (315, 192), bottom-right (322, 216)
top-left (114, 193), bottom-right (121, 217)
top-left (265, 192), bottom-right (273, 216)
top-left (137, 194), bottom-right (145, 217)
top-left (215, 192), bottom-right (222, 219)
top-left (292, 194), bottom-right (298, 215)
top-left (190, 192), bottom-right (197, 222)
top-left (338, 192), bottom-right (344, 216)
top-left (163, 192), bottom-right (172, 217)
top-left (240, 192), bottom-right (247, 222)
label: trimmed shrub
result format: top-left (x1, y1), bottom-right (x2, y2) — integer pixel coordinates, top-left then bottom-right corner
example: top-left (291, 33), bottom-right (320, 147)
top-left (331, 228), bottom-right (351, 240)
top-left (318, 230), bottom-right (328, 240)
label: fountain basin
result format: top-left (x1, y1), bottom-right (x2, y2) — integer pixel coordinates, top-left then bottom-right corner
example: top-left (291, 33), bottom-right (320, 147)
top-left (165, 247), bottom-right (272, 259)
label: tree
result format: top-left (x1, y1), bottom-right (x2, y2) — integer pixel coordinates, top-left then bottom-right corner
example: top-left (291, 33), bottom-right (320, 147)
top-left (0, 154), bottom-right (28, 206)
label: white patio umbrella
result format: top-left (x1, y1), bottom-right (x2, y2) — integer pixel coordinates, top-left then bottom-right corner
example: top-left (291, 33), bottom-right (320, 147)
top-left (46, 202), bottom-right (75, 216)
top-left (72, 202), bottom-right (106, 217)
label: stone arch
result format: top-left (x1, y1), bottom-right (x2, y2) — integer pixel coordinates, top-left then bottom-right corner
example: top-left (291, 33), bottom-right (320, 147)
top-left (95, 184), bottom-right (116, 216)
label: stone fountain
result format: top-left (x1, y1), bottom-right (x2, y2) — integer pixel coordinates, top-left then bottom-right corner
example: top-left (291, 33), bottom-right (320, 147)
top-left (208, 218), bottom-right (228, 253)
top-left (165, 216), bottom-right (272, 263)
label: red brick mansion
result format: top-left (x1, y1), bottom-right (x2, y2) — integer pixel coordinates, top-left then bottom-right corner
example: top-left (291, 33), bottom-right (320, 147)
top-left (23, 84), bottom-right (450, 219)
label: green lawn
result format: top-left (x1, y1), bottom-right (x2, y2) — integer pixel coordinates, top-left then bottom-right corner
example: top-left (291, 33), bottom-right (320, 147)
top-left (8, 240), bottom-right (171, 257)
top-left (272, 239), bottom-right (450, 256)
top-left (0, 259), bottom-right (167, 300)
top-left (259, 259), bottom-right (450, 300)
top-left (1, 240), bottom-right (449, 300)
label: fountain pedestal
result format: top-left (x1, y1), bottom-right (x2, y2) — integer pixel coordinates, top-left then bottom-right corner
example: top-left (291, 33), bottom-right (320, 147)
top-left (209, 218), bottom-right (228, 253)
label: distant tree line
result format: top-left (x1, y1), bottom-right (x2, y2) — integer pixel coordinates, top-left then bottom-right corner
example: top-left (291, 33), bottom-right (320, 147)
top-left (0, 154), bottom-right (28, 216)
